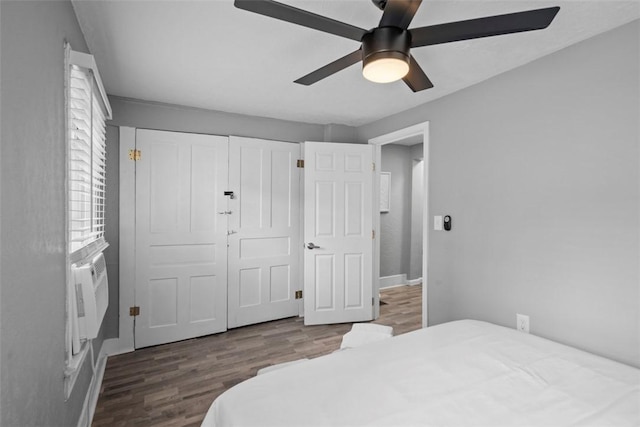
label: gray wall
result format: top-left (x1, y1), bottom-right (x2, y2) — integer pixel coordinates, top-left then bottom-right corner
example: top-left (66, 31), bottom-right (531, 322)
top-left (109, 96), bottom-right (326, 143)
top-left (0, 1), bottom-right (102, 425)
top-left (323, 123), bottom-right (359, 143)
top-left (358, 21), bottom-right (640, 367)
top-left (380, 144), bottom-right (413, 279)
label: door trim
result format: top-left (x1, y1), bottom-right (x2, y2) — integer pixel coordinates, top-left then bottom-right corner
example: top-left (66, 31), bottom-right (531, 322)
top-left (368, 121), bottom-right (430, 328)
top-left (297, 143), bottom-right (306, 317)
top-left (119, 126), bottom-right (136, 353)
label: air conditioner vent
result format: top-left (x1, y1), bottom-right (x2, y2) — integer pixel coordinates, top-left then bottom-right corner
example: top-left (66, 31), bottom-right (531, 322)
top-left (93, 253), bottom-right (106, 277)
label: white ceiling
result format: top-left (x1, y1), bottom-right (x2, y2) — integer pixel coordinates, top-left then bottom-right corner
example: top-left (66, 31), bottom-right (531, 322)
top-left (72, 0), bottom-right (639, 127)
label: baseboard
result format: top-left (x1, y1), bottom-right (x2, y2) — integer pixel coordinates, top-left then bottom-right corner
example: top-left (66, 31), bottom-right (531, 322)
top-left (86, 350), bottom-right (107, 426)
top-left (102, 337), bottom-right (134, 357)
top-left (76, 338), bottom-right (131, 427)
top-left (76, 395), bottom-right (89, 427)
top-left (379, 274), bottom-right (407, 289)
top-left (76, 340), bottom-right (106, 427)
top-left (407, 277), bottom-right (422, 286)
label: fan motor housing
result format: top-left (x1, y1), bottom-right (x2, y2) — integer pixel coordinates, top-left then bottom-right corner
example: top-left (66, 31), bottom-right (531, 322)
top-left (362, 27), bottom-right (411, 69)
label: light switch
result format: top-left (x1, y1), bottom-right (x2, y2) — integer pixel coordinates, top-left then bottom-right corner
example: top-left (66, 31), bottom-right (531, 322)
top-left (434, 215), bottom-right (443, 231)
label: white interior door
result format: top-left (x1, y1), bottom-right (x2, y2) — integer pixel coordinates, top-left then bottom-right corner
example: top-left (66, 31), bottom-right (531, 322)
top-left (303, 142), bottom-right (374, 325)
top-left (227, 137), bottom-right (301, 328)
top-left (135, 129), bottom-right (228, 348)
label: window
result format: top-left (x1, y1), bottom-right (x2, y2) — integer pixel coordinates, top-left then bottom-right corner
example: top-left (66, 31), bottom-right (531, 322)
top-left (64, 44), bottom-right (112, 398)
top-left (67, 48), bottom-right (111, 262)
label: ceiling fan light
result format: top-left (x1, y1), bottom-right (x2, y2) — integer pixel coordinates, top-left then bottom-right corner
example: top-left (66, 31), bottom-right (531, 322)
top-left (363, 56), bottom-right (410, 83)
top-left (361, 28), bottom-right (411, 84)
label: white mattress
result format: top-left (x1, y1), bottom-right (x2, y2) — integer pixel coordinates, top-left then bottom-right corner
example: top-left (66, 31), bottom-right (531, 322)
top-left (202, 320), bottom-right (640, 426)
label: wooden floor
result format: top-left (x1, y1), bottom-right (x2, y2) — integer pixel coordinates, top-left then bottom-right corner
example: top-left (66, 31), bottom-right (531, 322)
top-left (93, 285), bottom-right (422, 427)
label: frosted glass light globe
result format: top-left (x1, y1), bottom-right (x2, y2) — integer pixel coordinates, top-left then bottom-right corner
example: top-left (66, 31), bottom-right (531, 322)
top-left (362, 57), bottom-right (410, 83)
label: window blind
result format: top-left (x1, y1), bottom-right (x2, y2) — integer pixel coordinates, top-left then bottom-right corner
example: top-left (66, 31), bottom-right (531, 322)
top-left (69, 65), bottom-right (94, 253)
top-left (91, 91), bottom-right (107, 240)
top-left (67, 50), bottom-right (111, 262)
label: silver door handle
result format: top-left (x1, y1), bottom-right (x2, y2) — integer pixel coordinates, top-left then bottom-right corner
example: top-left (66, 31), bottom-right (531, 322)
top-left (218, 211), bottom-right (232, 215)
top-left (307, 243), bottom-right (320, 250)
top-left (227, 230), bottom-right (237, 235)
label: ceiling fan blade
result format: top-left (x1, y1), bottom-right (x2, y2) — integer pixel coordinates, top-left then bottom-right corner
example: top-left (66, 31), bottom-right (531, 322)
top-left (402, 55), bottom-right (433, 92)
top-left (294, 49), bottom-right (362, 86)
top-left (410, 6), bottom-right (560, 47)
top-left (379, 0), bottom-right (422, 29)
top-left (234, 0), bottom-right (366, 41)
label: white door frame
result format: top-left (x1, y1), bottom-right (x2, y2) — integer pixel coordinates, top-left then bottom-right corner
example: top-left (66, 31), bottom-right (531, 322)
top-left (119, 126), bottom-right (136, 353)
top-left (368, 121), bottom-right (430, 328)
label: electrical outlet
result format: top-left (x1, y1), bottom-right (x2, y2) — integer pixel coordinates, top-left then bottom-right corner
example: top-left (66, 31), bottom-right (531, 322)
top-left (516, 314), bottom-right (530, 333)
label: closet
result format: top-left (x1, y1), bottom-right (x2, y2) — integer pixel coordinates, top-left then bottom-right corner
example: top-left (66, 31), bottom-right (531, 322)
top-left (133, 130), bottom-right (300, 348)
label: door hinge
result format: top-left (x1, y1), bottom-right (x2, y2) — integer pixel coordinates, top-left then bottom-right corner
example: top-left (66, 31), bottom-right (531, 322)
top-left (372, 162), bottom-right (376, 171)
top-left (129, 306), bottom-right (140, 316)
top-left (295, 290), bottom-right (303, 299)
top-left (372, 297), bottom-right (375, 306)
top-left (296, 159), bottom-right (304, 168)
top-left (372, 230), bottom-right (375, 239)
top-left (129, 149), bottom-right (141, 161)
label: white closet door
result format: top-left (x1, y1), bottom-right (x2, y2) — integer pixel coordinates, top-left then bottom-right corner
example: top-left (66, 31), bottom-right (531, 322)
top-left (134, 129), bottom-right (228, 348)
top-left (303, 142), bottom-right (374, 325)
top-left (227, 137), bottom-right (301, 328)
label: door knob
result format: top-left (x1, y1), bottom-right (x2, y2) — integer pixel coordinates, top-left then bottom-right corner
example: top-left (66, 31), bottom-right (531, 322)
top-left (306, 242), bottom-right (320, 250)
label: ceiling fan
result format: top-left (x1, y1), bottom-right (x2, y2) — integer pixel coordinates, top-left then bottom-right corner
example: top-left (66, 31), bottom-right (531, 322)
top-left (234, 0), bottom-right (560, 92)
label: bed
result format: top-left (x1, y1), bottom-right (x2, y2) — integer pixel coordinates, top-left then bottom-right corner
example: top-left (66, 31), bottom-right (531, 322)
top-left (202, 320), bottom-right (640, 426)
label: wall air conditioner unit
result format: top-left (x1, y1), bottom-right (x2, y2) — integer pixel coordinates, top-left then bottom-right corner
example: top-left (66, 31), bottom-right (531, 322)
top-left (72, 252), bottom-right (109, 343)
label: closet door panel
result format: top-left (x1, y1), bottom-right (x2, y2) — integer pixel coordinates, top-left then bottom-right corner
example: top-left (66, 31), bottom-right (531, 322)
top-left (135, 129), bottom-right (228, 348)
top-left (228, 137), bottom-right (301, 328)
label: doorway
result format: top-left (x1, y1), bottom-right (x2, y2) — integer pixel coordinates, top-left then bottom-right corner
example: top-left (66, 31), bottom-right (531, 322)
top-left (378, 142), bottom-right (424, 289)
top-left (369, 122), bottom-right (429, 327)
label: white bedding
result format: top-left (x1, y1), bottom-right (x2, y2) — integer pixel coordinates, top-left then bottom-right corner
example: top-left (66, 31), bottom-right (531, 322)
top-left (202, 320), bottom-right (640, 426)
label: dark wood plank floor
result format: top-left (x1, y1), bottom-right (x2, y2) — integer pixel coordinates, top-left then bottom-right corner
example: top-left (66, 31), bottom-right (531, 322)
top-left (93, 285), bottom-right (422, 427)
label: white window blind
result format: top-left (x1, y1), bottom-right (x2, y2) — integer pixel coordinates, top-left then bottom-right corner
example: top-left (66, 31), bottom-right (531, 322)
top-left (92, 95), bottom-right (107, 240)
top-left (67, 49), bottom-right (112, 263)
